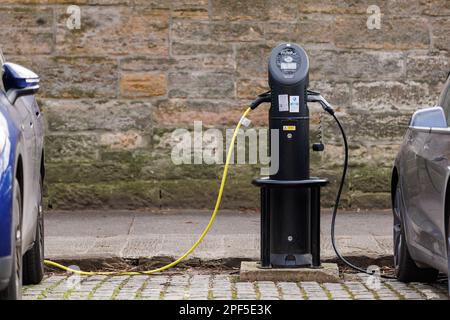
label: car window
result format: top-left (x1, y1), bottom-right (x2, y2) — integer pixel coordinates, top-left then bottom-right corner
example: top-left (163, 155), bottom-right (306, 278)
top-left (438, 75), bottom-right (450, 126)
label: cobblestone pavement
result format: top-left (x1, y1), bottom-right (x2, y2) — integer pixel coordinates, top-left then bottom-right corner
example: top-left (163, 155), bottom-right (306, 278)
top-left (23, 273), bottom-right (449, 300)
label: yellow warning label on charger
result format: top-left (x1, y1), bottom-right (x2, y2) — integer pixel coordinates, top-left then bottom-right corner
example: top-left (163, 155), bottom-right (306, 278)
top-left (282, 125), bottom-right (296, 131)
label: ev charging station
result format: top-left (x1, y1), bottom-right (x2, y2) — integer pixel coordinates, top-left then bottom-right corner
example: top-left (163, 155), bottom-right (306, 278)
top-left (252, 43), bottom-right (328, 269)
top-left (46, 42), bottom-right (367, 281)
top-left (247, 43), bottom-right (350, 275)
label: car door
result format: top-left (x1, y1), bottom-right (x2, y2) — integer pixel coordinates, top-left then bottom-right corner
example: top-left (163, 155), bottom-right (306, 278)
top-left (412, 77), bottom-right (450, 262)
top-left (13, 97), bottom-right (38, 247)
top-left (414, 131), bottom-right (448, 260)
top-left (399, 125), bottom-right (429, 249)
top-left (418, 129), bottom-right (450, 262)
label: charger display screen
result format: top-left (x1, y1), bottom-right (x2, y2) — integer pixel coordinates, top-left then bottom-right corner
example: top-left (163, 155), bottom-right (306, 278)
top-left (276, 47), bottom-right (301, 78)
top-left (280, 62), bottom-right (297, 70)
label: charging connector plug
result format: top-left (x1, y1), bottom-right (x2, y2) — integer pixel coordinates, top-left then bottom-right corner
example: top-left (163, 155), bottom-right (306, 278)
top-left (307, 90), bottom-right (335, 115)
top-left (250, 91), bottom-right (271, 110)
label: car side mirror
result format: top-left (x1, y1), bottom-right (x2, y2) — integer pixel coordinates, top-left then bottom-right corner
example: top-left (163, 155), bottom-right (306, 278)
top-left (409, 106), bottom-right (447, 129)
top-left (2, 62), bottom-right (40, 104)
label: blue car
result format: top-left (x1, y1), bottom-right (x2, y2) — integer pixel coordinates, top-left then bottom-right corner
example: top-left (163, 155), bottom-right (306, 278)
top-left (0, 51), bottom-right (45, 300)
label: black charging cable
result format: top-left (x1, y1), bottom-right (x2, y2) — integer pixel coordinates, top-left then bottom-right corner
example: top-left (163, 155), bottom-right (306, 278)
top-left (308, 91), bottom-right (396, 279)
top-left (252, 89), bottom-right (396, 278)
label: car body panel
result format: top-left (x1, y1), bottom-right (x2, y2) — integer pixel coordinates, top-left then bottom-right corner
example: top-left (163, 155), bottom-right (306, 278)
top-left (15, 95), bottom-right (43, 250)
top-left (394, 124), bottom-right (450, 275)
top-left (0, 92), bottom-right (18, 259)
top-left (0, 60), bottom-right (44, 290)
top-left (420, 130), bottom-right (449, 258)
top-left (0, 256), bottom-right (12, 289)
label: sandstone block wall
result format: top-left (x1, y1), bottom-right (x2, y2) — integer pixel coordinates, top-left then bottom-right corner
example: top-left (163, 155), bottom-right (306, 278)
top-left (2, 0), bottom-right (449, 210)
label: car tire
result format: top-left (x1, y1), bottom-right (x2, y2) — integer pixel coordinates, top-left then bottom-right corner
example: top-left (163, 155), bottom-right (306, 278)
top-left (23, 180), bottom-right (44, 285)
top-left (393, 183), bottom-right (439, 283)
top-left (0, 179), bottom-right (23, 300)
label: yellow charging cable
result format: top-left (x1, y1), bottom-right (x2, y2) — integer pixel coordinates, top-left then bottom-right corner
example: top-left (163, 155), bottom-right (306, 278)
top-left (44, 107), bottom-right (253, 276)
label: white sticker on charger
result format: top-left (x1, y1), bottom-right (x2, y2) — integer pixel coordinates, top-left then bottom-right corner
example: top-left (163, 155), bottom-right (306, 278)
top-left (289, 95), bottom-right (300, 113)
top-left (278, 94), bottom-right (289, 112)
top-left (240, 117), bottom-right (251, 127)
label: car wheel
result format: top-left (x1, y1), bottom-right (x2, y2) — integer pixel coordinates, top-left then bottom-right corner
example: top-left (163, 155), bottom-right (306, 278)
top-left (0, 179), bottom-right (23, 300)
top-left (393, 183), bottom-right (438, 283)
top-left (23, 179), bottom-right (44, 285)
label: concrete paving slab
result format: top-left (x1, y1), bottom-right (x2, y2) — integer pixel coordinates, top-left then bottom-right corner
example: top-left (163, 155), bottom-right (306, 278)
top-left (45, 210), bottom-right (134, 237)
top-left (44, 209), bottom-right (393, 261)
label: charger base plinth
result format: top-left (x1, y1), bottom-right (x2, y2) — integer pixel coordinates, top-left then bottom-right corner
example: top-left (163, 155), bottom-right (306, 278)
top-left (239, 261), bottom-right (340, 283)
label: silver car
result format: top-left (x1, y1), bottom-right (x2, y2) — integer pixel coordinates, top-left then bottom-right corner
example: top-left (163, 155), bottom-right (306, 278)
top-left (392, 74), bottom-right (450, 285)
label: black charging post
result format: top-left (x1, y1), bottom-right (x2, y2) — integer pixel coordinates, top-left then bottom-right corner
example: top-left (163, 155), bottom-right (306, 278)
top-left (252, 43), bottom-right (328, 269)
